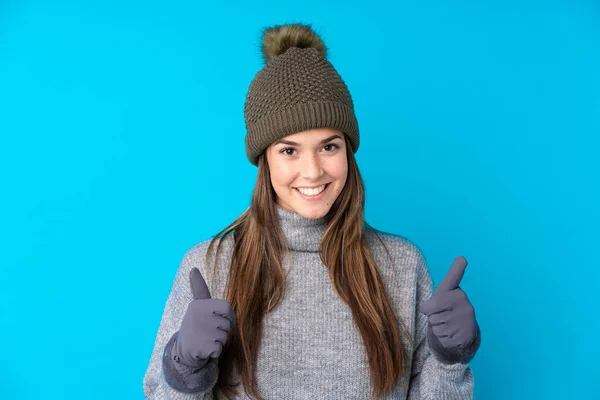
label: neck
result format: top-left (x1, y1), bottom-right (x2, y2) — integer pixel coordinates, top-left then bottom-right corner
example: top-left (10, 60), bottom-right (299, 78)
top-left (275, 204), bottom-right (327, 252)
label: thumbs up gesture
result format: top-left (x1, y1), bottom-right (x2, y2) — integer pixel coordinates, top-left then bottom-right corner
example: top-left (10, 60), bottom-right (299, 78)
top-left (174, 268), bottom-right (236, 368)
top-left (419, 256), bottom-right (480, 364)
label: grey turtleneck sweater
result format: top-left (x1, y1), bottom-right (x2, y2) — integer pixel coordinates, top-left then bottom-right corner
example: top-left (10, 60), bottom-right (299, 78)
top-left (143, 205), bottom-right (476, 399)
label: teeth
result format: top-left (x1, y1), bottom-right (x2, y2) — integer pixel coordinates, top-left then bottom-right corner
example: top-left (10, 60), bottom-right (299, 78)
top-left (296, 184), bottom-right (326, 196)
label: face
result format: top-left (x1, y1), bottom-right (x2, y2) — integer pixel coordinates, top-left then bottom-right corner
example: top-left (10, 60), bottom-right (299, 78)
top-left (265, 128), bottom-right (348, 219)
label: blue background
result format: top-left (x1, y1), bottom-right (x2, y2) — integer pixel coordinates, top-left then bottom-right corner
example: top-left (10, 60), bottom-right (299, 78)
top-left (1, 1), bottom-right (598, 399)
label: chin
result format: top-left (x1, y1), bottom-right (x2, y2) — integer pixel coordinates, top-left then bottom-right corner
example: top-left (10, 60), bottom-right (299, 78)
top-left (294, 204), bottom-right (332, 219)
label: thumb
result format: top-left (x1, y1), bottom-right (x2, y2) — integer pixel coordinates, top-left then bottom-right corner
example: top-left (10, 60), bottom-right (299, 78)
top-left (437, 255), bottom-right (468, 292)
top-left (189, 267), bottom-right (211, 300)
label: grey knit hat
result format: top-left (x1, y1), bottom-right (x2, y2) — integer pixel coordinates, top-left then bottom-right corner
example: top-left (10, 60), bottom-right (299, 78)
top-left (243, 23), bottom-right (360, 166)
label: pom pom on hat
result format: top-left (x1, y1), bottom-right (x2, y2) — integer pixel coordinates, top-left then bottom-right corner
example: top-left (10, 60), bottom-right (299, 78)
top-left (260, 23), bottom-right (328, 64)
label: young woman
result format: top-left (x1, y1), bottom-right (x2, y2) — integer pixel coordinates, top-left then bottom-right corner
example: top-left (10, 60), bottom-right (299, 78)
top-left (143, 23), bottom-right (481, 400)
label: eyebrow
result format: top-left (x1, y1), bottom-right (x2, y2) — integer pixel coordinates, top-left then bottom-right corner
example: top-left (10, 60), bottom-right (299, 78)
top-left (273, 134), bottom-right (343, 146)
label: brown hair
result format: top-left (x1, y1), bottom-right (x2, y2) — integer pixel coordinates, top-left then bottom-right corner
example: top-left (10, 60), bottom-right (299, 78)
top-left (205, 135), bottom-right (409, 399)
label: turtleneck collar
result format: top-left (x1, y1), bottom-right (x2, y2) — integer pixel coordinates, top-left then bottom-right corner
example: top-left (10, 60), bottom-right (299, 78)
top-left (275, 203), bottom-right (328, 252)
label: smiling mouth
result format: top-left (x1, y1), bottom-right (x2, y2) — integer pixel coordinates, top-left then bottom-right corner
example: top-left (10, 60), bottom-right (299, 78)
top-left (294, 183), bottom-right (330, 196)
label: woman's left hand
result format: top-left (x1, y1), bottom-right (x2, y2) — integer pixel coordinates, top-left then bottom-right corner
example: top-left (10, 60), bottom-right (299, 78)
top-left (419, 256), bottom-right (481, 364)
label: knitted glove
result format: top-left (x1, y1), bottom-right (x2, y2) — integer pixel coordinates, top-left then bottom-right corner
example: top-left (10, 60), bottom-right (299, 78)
top-left (419, 256), bottom-right (481, 364)
top-left (174, 268), bottom-right (236, 368)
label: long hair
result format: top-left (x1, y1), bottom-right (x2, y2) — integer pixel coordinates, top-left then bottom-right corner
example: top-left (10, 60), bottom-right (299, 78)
top-left (206, 135), bottom-right (409, 399)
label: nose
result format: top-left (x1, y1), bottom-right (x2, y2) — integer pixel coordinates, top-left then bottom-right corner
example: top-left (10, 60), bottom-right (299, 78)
top-left (299, 152), bottom-right (323, 180)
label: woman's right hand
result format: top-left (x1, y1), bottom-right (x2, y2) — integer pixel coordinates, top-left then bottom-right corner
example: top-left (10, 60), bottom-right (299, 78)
top-left (174, 267), bottom-right (235, 368)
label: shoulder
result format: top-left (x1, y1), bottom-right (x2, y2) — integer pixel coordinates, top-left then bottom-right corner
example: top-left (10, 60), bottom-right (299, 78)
top-left (363, 227), bottom-right (431, 295)
top-left (174, 234), bottom-right (235, 299)
top-left (364, 227), bottom-right (426, 269)
top-left (180, 234), bottom-right (235, 269)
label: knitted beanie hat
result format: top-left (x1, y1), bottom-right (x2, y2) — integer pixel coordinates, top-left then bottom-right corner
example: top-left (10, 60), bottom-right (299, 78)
top-left (243, 23), bottom-right (360, 166)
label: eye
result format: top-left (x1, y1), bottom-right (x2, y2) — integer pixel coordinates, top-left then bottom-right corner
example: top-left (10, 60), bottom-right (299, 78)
top-left (280, 147), bottom-right (296, 156)
top-left (323, 144), bottom-right (339, 152)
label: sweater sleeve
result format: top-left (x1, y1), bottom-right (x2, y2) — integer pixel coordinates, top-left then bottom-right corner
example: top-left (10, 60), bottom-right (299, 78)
top-left (143, 245), bottom-right (218, 399)
top-left (407, 251), bottom-right (475, 400)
